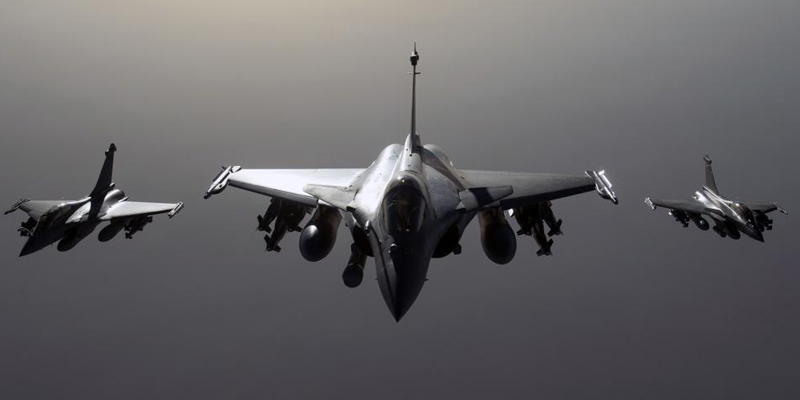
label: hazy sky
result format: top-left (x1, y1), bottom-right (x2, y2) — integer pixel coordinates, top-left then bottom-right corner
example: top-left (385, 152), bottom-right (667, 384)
top-left (1, 1), bottom-right (799, 398)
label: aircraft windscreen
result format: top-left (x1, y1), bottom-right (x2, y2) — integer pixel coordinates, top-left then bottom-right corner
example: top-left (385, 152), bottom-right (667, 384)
top-left (36, 206), bottom-right (60, 230)
top-left (733, 203), bottom-right (756, 226)
top-left (384, 184), bottom-right (426, 233)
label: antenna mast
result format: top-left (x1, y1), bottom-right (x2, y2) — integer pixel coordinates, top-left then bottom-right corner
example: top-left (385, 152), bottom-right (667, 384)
top-left (409, 43), bottom-right (421, 150)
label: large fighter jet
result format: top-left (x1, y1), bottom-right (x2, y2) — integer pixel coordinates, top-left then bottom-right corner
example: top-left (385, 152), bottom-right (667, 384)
top-left (5, 144), bottom-right (184, 256)
top-left (645, 155), bottom-right (787, 242)
top-left (204, 46), bottom-right (619, 321)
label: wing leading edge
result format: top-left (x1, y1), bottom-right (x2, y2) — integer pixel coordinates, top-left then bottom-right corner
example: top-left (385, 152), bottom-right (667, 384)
top-left (209, 168), bottom-right (364, 206)
top-left (100, 201), bottom-right (183, 221)
top-left (5, 199), bottom-right (68, 220)
top-left (460, 170), bottom-right (616, 209)
top-left (744, 202), bottom-right (788, 215)
top-left (644, 198), bottom-right (719, 217)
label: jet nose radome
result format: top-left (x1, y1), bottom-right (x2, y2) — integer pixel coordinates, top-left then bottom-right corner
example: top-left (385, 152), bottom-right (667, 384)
top-left (19, 238), bottom-right (42, 257)
top-left (744, 224), bottom-right (764, 242)
top-left (376, 249), bottom-right (430, 322)
top-left (19, 246), bottom-right (33, 257)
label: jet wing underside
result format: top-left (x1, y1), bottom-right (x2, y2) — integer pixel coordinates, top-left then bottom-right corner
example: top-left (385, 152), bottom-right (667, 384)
top-left (99, 201), bottom-right (182, 221)
top-left (459, 170), bottom-right (606, 209)
top-left (744, 202), bottom-right (788, 215)
top-left (645, 198), bottom-right (716, 216)
top-left (218, 168), bottom-right (365, 206)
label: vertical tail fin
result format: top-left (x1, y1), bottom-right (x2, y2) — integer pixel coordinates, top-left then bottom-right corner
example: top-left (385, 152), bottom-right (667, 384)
top-left (703, 154), bottom-right (719, 194)
top-left (91, 143), bottom-right (116, 196)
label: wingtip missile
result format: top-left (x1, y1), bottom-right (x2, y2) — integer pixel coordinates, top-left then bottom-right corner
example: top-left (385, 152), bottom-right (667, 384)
top-left (586, 170), bottom-right (618, 204)
top-left (773, 202), bottom-right (788, 215)
top-left (168, 202), bottom-right (184, 219)
top-left (204, 166), bottom-right (241, 199)
top-left (5, 198), bottom-right (30, 215)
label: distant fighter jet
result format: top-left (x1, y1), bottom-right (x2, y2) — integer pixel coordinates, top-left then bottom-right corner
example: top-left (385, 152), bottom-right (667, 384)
top-left (204, 45), bottom-right (618, 321)
top-left (645, 155), bottom-right (787, 242)
top-left (5, 144), bottom-right (184, 256)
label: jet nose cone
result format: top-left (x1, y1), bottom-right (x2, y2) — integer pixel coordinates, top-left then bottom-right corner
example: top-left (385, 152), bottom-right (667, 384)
top-left (19, 239), bottom-right (39, 257)
top-left (384, 278), bottom-right (422, 322)
top-left (376, 249), bottom-right (430, 322)
top-left (389, 296), bottom-right (412, 323)
top-left (741, 223), bottom-right (764, 242)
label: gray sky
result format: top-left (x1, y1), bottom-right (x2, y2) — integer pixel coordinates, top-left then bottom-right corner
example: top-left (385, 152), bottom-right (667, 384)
top-left (1, 0), bottom-right (799, 398)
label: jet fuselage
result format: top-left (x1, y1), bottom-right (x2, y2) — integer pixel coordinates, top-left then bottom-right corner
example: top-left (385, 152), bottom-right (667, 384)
top-left (346, 136), bottom-right (475, 320)
top-left (693, 187), bottom-right (763, 241)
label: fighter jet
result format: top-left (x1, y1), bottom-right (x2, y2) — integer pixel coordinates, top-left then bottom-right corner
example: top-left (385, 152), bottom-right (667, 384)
top-left (645, 155), bottom-right (787, 242)
top-left (5, 144), bottom-right (184, 256)
top-left (204, 45), bottom-right (618, 321)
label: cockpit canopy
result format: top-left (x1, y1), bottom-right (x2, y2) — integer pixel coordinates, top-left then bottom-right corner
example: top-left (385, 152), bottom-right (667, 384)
top-left (384, 175), bottom-right (427, 233)
top-left (731, 202), bottom-right (756, 226)
top-left (36, 204), bottom-right (64, 230)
